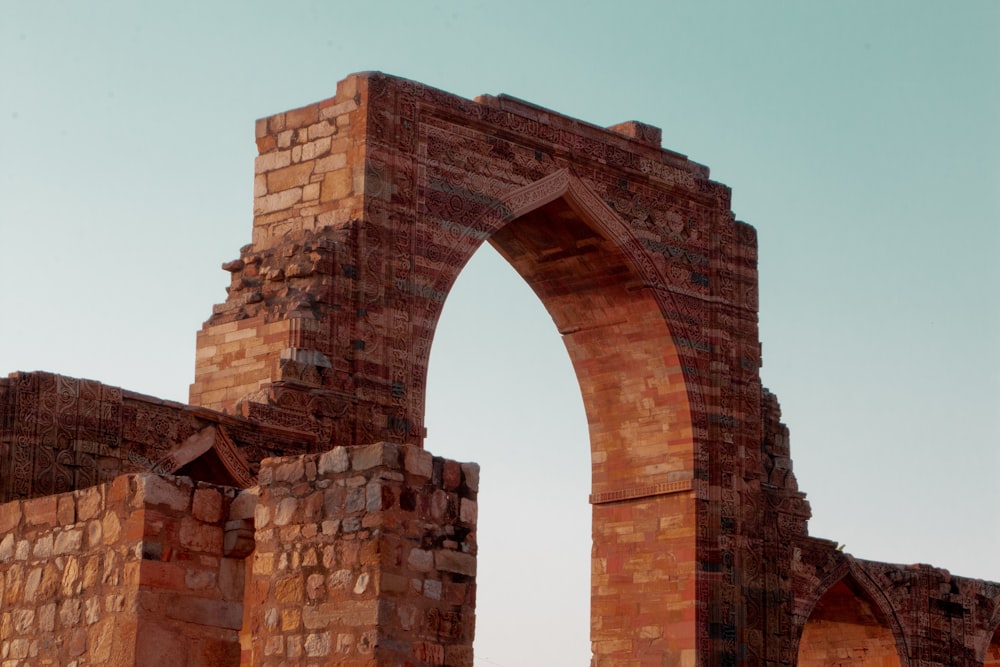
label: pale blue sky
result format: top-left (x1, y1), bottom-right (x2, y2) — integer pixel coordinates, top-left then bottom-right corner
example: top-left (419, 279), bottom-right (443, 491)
top-left (1, 2), bottom-right (998, 665)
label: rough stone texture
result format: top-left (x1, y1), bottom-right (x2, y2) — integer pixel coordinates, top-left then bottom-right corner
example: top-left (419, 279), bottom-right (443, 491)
top-left (1, 72), bottom-right (999, 665)
top-left (0, 474), bottom-right (245, 666)
top-left (241, 442), bottom-right (476, 666)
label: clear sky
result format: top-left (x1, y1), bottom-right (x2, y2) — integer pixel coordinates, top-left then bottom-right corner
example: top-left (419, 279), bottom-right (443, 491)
top-left (1, 2), bottom-right (998, 665)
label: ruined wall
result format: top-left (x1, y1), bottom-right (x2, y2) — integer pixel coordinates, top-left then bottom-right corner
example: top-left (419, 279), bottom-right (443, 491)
top-left (243, 442), bottom-right (477, 667)
top-left (0, 371), bottom-right (317, 503)
top-left (0, 478), bottom-right (139, 665)
top-left (0, 474), bottom-right (247, 665)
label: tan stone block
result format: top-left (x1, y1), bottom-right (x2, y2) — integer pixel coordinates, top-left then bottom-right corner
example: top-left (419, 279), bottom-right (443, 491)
top-left (273, 458), bottom-right (305, 483)
top-left (254, 149), bottom-right (291, 174)
top-left (61, 556), bottom-right (80, 597)
top-left (229, 487), bottom-right (258, 521)
top-left (77, 486), bottom-right (103, 522)
top-left (308, 120), bottom-right (338, 140)
top-left (0, 502), bottom-right (21, 534)
top-left (57, 495), bottom-right (75, 524)
top-left (403, 446), bottom-right (432, 480)
top-left (137, 475), bottom-right (191, 512)
top-left (286, 104), bottom-right (319, 130)
top-left (319, 99), bottom-right (359, 121)
top-left (101, 512), bottom-right (122, 544)
top-left (53, 528), bottom-right (82, 555)
top-left (460, 463), bottom-right (479, 494)
top-left (23, 496), bottom-right (57, 526)
top-left (272, 497), bottom-right (297, 527)
top-left (434, 550), bottom-right (476, 576)
top-left (254, 188), bottom-right (302, 215)
top-left (318, 447), bottom-right (349, 475)
top-left (302, 181), bottom-right (321, 202)
top-left (32, 534), bottom-right (53, 558)
top-left (0, 533), bottom-right (14, 561)
top-left (281, 607), bottom-right (301, 631)
top-left (314, 152), bottom-right (347, 173)
top-left (179, 518), bottom-right (223, 553)
top-left (459, 498), bottom-right (477, 524)
top-left (192, 488), bottom-right (223, 523)
top-left (320, 169), bottom-right (352, 202)
top-left (304, 632), bottom-right (331, 657)
top-left (274, 575), bottom-right (303, 603)
top-left (351, 442), bottom-right (399, 471)
top-left (266, 162), bottom-right (313, 193)
top-left (87, 616), bottom-right (115, 663)
top-left (301, 136), bottom-right (332, 161)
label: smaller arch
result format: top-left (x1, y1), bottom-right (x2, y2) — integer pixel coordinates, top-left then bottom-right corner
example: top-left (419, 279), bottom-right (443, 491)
top-left (797, 558), bottom-right (910, 667)
top-left (151, 425), bottom-right (256, 488)
top-left (976, 596), bottom-right (1000, 666)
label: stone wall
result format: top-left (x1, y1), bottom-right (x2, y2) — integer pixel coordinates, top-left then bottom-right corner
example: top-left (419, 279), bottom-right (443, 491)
top-left (243, 442), bottom-right (478, 667)
top-left (0, 474), bottom-right (247, 666)
top-left (0, 371), bottom-right (317, 504)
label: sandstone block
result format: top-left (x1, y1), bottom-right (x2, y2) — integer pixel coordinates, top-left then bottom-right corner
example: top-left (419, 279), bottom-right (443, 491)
top-left (53, 528), bottom-right (82, 555)
top-left (254, 149), bottom-right (291, 174)
top-left (459, 498), bottom-right (477, 525)
top-left (57, 495), bottom-right (75, 525)
top-left (320, 169), bottom-right (352, 202)
top-left (273, 458), bottom-right (305, 484)
top-left (23, 496), bottom-right (57, 526)
top-left (76, 486), bottom-right (103, 522)
top-left (272, 497), bottom-right (297, 527)
top-left (407, 549), bottom-right (433, 573)
top-left (254, 187), bottom-right (303, 215)
top-left (0, 503), bottom-right (20, 534)
top-left (461, 462), bottom-right (480, 493)
top-left (137, 475), bottom-right (191, 513)
top-left (266, 162), bottom-right (313, 193)
top-left (351, 442), bottom-right (399, 471)
top-left (160, 595), bottom-right (244, 630)
top-left (434, 550), bottom-right (476, 577)
top-left (229, 487), bottom-right (258, 521)
top-left (403, 446), bottom-right (433, 480)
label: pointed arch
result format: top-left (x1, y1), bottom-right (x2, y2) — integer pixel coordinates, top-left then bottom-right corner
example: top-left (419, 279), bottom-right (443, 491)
top-left (421, 168), bottom-right (699, 498)
top-left (419, 167), bottom-right (703, 664)
top-left (977, 596), bottom-right (1000, 665)
top-left (147, 424), bottom-right (256, 488)
top-left (797, 558), bottom-right (910, 666)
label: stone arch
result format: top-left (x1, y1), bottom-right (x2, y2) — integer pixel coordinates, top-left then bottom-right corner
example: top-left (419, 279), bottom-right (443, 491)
top-left (796, 559), bottom-right (910, 666)
top-left (415, 168), bottom-right (701, 664)
top-left (421, 169), bottom-right (698, 497)
top-left (978, 598), bottom-right (1000, 665)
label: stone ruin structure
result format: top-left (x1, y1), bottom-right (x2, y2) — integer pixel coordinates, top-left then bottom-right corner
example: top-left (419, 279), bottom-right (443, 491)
top-left (0, 72), bottom-right (997, 666)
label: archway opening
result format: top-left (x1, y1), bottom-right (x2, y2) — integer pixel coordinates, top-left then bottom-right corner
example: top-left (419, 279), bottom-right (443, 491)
top-left (798, 578), bottom-right (904, 666)
top-left (424, 243), bottom-right (591, 667)
top-left (984, 624), bottom-right (1000, 666)
top-left (425, 191), bottom-right (697, 666)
